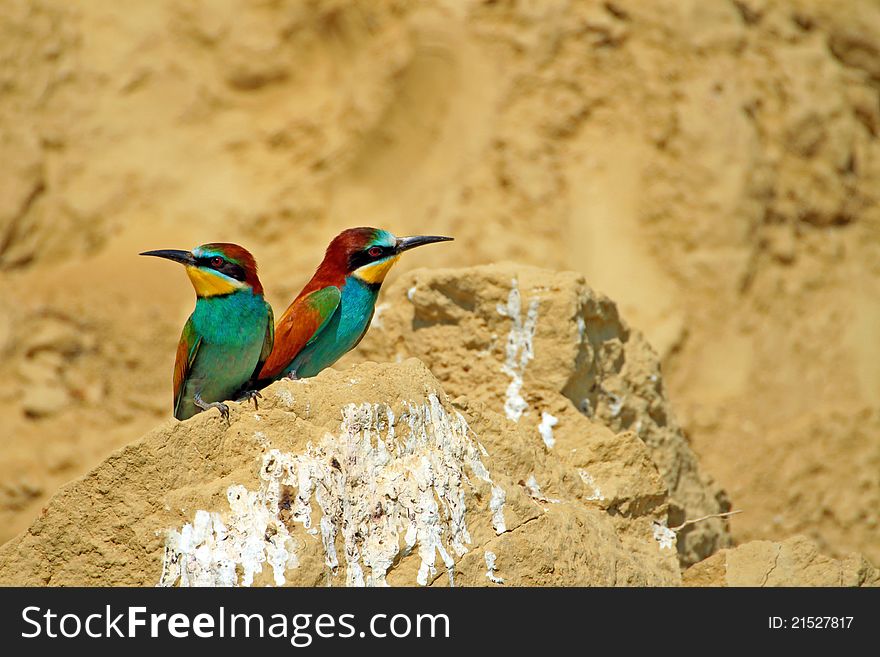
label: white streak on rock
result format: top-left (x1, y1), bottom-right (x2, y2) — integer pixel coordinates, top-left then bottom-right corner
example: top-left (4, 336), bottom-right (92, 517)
top-left (525, 475), bottom-right (541, 497)
top-left (497, 279), bottom-right (539, 422)
top-left (653, 521), bottom-right (677, 550)
top-left (275, 388), bottom-right (294, 407)
top-left (577, 469), bottom-right (604, 501)
top-left (484, 551), bottom-right (503, 584)
top-left (525, 475), bottom-right (560, 504)
top-left (159, 476), bottom-right (297, 588)
top-left (607, 392), bottom-right (625, 418)
top-left (538, 412), bottom-right (558, 449)
top-left (579, 398), bottom-right (593, 417)
top-left (160, 395), bottom-right (496, 588)
top-left (252, 431), bottom-right (269, 449)
top-left (490, 485), bottom-right (507, 534)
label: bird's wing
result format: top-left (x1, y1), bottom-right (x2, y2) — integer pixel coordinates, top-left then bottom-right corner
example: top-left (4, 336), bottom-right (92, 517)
top-left (250, 302), bottom-right (275, 382)
top-left (258, 285), bottom-right (341, 381)
top-left (173, 316), bottom-right (202, 418)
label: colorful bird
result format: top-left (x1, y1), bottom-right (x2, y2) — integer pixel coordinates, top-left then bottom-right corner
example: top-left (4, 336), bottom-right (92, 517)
top-left (256, 227), bottom-right (452, 384)
top-left (140, 243), bottom-right (274, 422)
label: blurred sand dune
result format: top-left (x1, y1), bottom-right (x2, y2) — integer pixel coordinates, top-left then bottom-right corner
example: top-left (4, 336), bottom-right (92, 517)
top-left (1, 0), bottom-right (878, 564)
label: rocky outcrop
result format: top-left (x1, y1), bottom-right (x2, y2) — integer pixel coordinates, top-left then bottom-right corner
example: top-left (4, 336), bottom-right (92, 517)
top-left (0, 360), bottom-right (681, 586)
top-left (4, 260), bottom-right (878, 586)
top-left (355, 264), bottom-right (731, 564)
top-left (683, 536), bottom-right (879, 587)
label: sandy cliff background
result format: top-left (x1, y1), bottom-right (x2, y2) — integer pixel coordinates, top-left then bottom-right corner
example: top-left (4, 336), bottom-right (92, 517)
top-left (1, 0), bottom-right (878, 569)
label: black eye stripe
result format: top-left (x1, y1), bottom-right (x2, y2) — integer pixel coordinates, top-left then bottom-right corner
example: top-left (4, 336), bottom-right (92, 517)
top-left (347, 245), bottom-right (392, 272)
top-left (197, 256), bottom-right (246, 282)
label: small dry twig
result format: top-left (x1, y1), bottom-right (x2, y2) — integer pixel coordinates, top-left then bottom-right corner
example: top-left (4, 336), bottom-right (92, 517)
top-left (670, 509), bottom-right (742, 532)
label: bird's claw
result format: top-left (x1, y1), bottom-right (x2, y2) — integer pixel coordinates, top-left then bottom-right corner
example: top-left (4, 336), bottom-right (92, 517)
top-left (285, 370), bottom-right (299, 381)
top-left (236, 389), bottom-right (263, 410)
top-left (194, 393), bottom-right (231, 425)
top-left (208, 401), bottom-right (230, 424)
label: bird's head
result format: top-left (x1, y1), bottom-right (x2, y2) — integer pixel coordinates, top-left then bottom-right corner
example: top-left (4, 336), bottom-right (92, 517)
top-left (140, 243), bottom-right (264, 297)
top-left (322, 227), bottom-right (453, 286)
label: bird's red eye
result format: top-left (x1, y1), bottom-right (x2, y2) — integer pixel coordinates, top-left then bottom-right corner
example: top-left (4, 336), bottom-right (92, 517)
top-left (210, 256), bottom-right (224, 267)
top-left (368, 246), bottom-right (383, 258)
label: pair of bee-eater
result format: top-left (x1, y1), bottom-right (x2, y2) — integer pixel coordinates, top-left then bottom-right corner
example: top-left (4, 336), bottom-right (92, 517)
top-left (141, 228), bottom-right (452, 421)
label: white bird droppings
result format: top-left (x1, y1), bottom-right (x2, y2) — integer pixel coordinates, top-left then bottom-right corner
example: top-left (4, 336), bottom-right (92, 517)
top-left (497, 279), bottom-right (540, 422)
top-left (159, 482), bottom-right (297, 588)
top-left (160, 395), bottom-right (501, 587)
top-left (275, 388), bottom-right (294, 408)
top-left (652, 521), bottom-right (677, 550)
top-left (484, 551), bottom-right (503, 584)
top-left (538, 412), bottom-right (558, 449)
top-left (577, 469), bottom-right (604, 501)
top-left (490, 485), bottom-right (507, 534)
top-left (252, 431), bottom-right (269, 449)
top-left (525, 475), bottom-right (560, 504)
top-left (607, 392), bottom-right (625, 418)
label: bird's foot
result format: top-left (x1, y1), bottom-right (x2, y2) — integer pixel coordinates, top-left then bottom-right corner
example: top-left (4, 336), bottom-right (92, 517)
top-left (285, 370), bottom-right (299, 381)
top-left (236, 389), bottom-right (262, 411)
top-left (194, 393), bottom-right (230, 424)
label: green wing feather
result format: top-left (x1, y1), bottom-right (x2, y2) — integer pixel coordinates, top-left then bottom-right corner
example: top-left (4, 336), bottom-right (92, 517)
top-left (303, 286), bottom-right (341, 348)
top-left (258, 286), bottom-right (341, 381)
top-left (251, 302), bottom-right (275, 382)
top-left (172, 317), bottom-right (201, 418)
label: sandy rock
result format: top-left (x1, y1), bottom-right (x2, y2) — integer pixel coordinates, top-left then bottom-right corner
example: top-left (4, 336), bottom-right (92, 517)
top-left (16, 350), bottom-right (65, 385)
top-left (354, 264), bottom-right (731, 565)
top-left (705, 407), bottom-right (880, 567)
top-left (450, 505), bottom-right (674, 587)
top-left (0, 127), bottom-right (44, 268)
top-left (22, 314), bottom-right (92, 357)
top-left (10, 313), bottom-right (98, 418)
top-left (0, 360), bottom-right (681, 587)
top-left (0, 479), bottom-right (44, 513)
top-left (21, 382), bottom-right (71, 419)
top-left (684, 536), bottom-right (879, 587)
top-left (457, 398), bottom-right (668, 521)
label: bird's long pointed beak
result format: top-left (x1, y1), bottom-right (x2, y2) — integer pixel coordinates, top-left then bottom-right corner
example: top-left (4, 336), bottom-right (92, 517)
top-left (395, 235), bottom-right (454, 253)
top-left (139, 249), bottom-right (197, 266)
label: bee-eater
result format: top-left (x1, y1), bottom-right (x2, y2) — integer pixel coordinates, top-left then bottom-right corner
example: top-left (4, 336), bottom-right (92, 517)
top-left (140, 243), bottom-right (274, 422)
top-left (256, 227), bottom-right (452, 384)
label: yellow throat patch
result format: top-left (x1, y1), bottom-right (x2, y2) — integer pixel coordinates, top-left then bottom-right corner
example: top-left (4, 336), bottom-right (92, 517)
top-left (186, 266), bottom-right (241, 297)
top-left (354, 255), bottom-right (400, 285)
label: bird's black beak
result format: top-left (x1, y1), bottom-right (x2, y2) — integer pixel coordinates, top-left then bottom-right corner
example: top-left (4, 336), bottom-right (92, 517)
top-left (139, 249), bottom-right (197, 266)
top-left (395, 235), bottom-right (454, 253)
